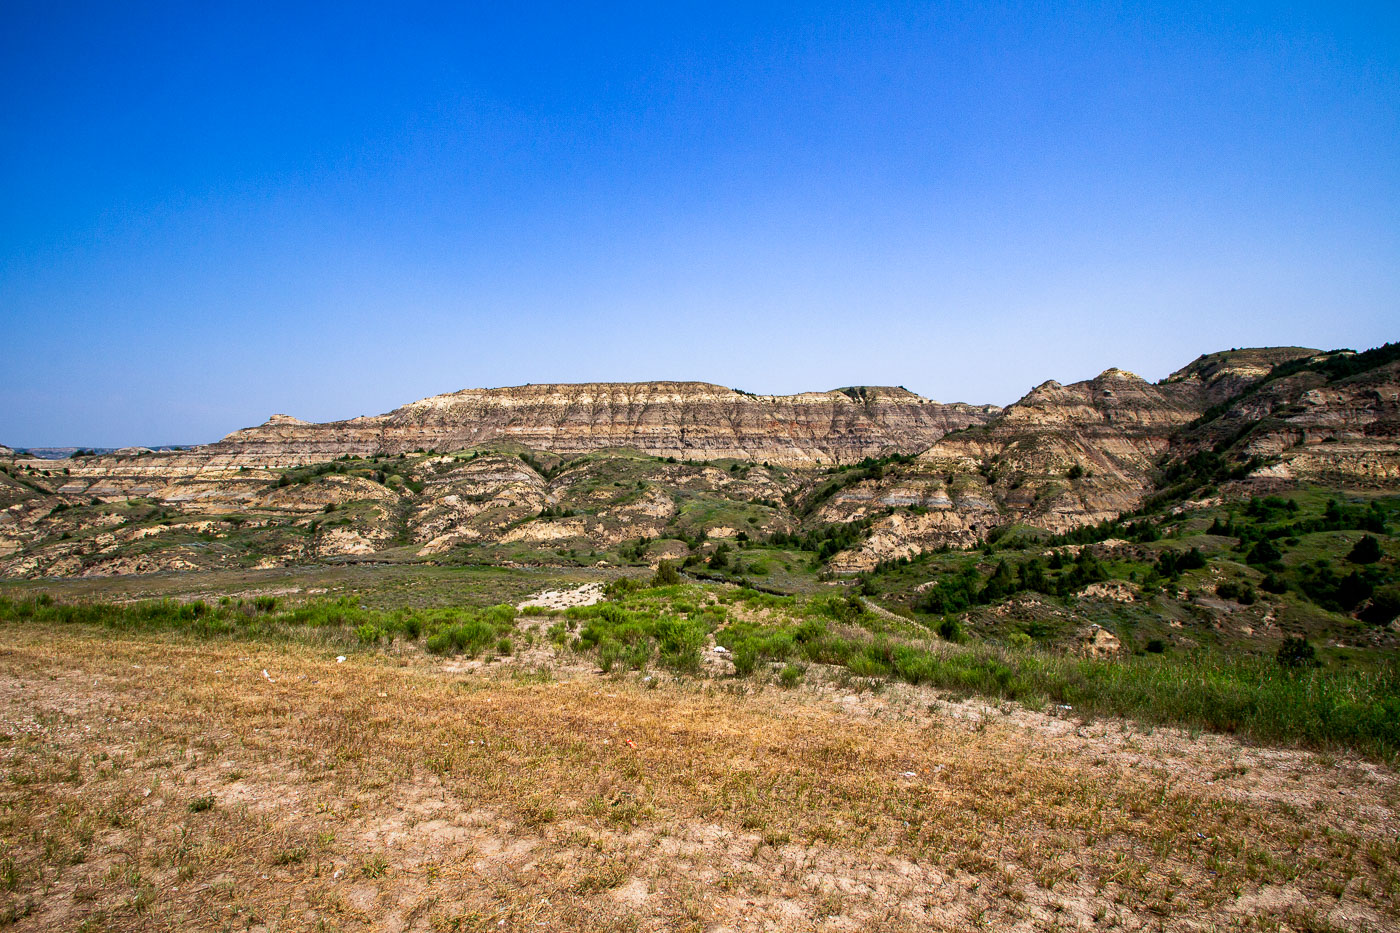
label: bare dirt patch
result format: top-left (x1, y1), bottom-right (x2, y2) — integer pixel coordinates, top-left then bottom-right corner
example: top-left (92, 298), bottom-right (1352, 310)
top-left (517, 582), bottom-right (606, 611)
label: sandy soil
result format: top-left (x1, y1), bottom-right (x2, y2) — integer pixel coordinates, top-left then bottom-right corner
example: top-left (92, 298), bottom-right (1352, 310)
top-left (517, 582), bottom-right (607, 611)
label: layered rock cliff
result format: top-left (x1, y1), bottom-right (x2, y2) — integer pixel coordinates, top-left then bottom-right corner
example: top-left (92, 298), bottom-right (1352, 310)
top-left (822, 345), bottom-right (1400, 570)
top-left (1169, 345), bottom-right (1400, 487)
top-left (1163, 347), bottom-right (1320, 407)
top-left (198, 383), bottom-right (999, 468)
top-left (820, 367), bottom-right (1210, 569)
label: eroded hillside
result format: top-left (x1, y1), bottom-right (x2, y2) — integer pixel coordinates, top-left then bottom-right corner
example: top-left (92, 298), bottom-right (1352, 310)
top-left (196, 382), bottom-right (1001, 468)
top-left (2, 345), bottom-right (1397, 591)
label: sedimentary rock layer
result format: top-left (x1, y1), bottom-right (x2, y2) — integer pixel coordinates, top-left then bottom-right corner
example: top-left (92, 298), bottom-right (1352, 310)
top-left (200, 383), bottom-right (1001, 467)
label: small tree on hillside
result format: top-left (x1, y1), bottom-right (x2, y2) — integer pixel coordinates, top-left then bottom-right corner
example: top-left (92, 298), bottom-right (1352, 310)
top-left (708, 544), bottom-right (732, 571)
top-left (1348, 535), bottom-right (1382, 564)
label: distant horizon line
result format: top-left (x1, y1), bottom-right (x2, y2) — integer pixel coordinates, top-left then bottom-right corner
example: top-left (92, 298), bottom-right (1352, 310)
top-left (4, 342), bottom-right (1365, 451)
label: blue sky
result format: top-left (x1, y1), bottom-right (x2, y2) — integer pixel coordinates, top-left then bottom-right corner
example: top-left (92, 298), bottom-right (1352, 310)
top-left (2, 2), bottom-right (1397, 446)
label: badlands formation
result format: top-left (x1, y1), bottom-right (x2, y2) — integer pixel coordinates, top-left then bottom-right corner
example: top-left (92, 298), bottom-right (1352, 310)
top-left (1, 344), bottom-right (1397, 578)
top-left (202, 383), bottom-right (1001, 468)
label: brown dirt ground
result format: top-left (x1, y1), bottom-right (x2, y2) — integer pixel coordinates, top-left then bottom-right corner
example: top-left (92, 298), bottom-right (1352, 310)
top-left (0, 624), bottom-right (1396, 932)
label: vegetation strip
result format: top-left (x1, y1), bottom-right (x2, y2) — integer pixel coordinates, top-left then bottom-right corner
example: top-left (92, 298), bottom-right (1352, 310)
top-left (5, 575), bottom-right (1398, 762)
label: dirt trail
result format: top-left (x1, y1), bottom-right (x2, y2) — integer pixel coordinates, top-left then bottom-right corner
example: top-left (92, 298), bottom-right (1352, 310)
top-left (859, 595), bottom-right (910, 626)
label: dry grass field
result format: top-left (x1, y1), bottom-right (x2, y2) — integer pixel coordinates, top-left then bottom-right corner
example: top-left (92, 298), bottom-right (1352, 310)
top-left (1, 622), bottom-right (1397, 932)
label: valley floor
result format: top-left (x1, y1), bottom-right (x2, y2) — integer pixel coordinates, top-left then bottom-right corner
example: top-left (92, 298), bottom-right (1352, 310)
top-left (2, 622), bottom-right (1397, 932)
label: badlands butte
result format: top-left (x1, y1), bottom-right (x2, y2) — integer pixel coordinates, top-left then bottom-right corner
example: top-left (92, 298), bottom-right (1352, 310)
top-left (2, 343), bottom-right (1398, 582)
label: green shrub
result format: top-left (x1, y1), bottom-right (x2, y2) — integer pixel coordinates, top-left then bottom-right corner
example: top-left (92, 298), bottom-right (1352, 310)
top-left (425, 619), bottom-right (497, 657)
top-left (778, 664), bottom-right (804, 688)
top-left (1246, 539), bottom-right (1282, 566)
top-left (892, 645), bottom-right (938, 684)
top-left (398, 614), bottom-right (424, 639)
top-left (654, 616), bottom-right (703, 673)
top-left (731, 644), bottom-right (759, 677)
top-left (1361, 586), bottom-right (1400, 625)
top-left (480, 604), bottom-right (517, 626)
top-left (570, 598), bottom-right (708, 675)
top-left (598, 639), bottom-right (650, 673)
top-left (1276, 636), bottom-right (1317, 669)
top-left (708, 544), bottom-right (732, 571)
top-left (354, 622), bottom-right (386, 644)
top-left (604, 578), bottom-right (643, 599)
top-left (938, 618), bottom-right (966, 643)
top-left (1216, 581), bottom-right (1257, 605)
top-left (847, 653), bottom-right (890, 678)
top-left (1348, 535), bottom-right (1383, 564)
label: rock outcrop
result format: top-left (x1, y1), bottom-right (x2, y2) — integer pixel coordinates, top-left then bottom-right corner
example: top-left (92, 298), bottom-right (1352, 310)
top-left (826, 368), bottom-right (1210, 569)
top-left (1164, 347), bottom-right (1319, 407)
top-left (1188, 355), bottom-right (1400, 487)
top-left (199, 383), bottom-right (1001, 468)
top-left (825, 346), bottom-right (1400, 570)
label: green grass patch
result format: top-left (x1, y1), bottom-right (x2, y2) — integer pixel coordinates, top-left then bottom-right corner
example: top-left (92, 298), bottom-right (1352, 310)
top-left (568, 601), bottom-right (707, 674)
top-left (0, 593), bottom-right (521, 655)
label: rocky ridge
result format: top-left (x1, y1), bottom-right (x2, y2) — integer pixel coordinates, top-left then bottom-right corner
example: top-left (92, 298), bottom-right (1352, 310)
top-left (814, 355), bottom-right (1314, 570)
top-left (201, 382), bottom-right (1001, 468)
top-left (3, 345), bottom-right (1398, 579)
top-left (820, 346), bottom-right (1399, 569)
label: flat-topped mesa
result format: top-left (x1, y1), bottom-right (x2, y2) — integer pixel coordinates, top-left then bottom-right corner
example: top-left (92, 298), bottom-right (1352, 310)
top-left (200, 382), bottom-right (1002, 468)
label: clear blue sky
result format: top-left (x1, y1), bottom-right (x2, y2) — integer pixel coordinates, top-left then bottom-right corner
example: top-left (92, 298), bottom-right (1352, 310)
top-left (2, 2), bottom-right (1396, 446)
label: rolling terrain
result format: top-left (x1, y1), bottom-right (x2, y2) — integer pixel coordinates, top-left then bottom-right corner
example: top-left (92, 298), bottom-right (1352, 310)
top-left (3, 342), bottom-right (1400, 931)
top-left (3, 345), bottom-right (1395, 589)
top-left (3, 341), bottom-right (1398, 707)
